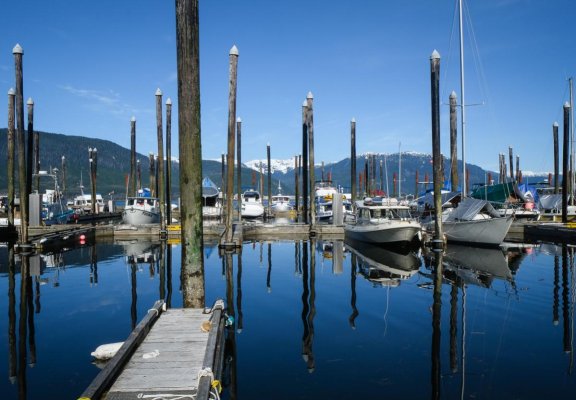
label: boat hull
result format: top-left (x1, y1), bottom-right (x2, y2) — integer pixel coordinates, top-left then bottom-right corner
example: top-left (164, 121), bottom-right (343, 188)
top-left (241, 203), bottom-right (264, 218)
top-left (122, 208), bottom-right (160, 225)
top-left (345, 221), bottom-right (421, 244)
top-left (443, 216), bottom-right (513, 246)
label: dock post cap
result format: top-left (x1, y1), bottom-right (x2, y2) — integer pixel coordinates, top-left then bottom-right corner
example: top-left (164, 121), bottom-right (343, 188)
top-left (8, 88), bottom-right (15, 95)
top-left (27, 97), bottom-right (34, 105)
top-left (155, 88), bottom-right (162, 96)
top-left (449, 91), bottom-right (457, 98)
top-left (564, 101), bottom-right (571, 109)
top-left (131, 116), bottom-right (136, 122)
top-left (229, 45), bottom-right (239, 56)
top-left (430, 49), bottom-right (440, 59)
top-left (351, 117), bottom-right (356, 123)
top-left (306, 91), bottom-right (314, 100)
top-left (553, 121), bottom-right (559, 127)
top-left (12, 43), bottom-right (23, 54)
top-left (166, 97), bottom-right (172, 105)
top-left (236, 117), bottom-right (241, 123)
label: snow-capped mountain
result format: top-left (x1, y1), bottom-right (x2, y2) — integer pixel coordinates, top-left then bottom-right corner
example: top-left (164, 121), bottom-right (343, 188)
top-left (244, 157), bottom-right (297, 174)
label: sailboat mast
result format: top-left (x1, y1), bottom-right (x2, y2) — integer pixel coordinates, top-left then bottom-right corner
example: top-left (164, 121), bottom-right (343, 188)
top-left (459, 0), bottom-right (467, 196)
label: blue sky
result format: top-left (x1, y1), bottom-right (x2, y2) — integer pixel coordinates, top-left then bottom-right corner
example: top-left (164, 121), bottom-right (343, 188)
top-left (1, 0), bottom-right (574, 174)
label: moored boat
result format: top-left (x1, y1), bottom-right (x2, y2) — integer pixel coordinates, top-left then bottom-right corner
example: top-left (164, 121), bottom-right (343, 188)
top-left (241, 189), bottom-right (265, 218)
top-left (122, 195), bottom-right (160, 225)
top-left (345, 197), bottom-right (421, 244)
top-left (271, 181), bottom-right (292, 213)
top-left (202, 177), bottom-right (222, 219)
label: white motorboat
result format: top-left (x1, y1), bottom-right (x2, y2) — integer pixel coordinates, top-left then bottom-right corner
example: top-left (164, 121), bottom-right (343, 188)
top-left (241, 189), bottom-right (264, 218)
top-left (314, 180), bottom-right (339, 220)
top-left (202, 177), bottom-right (222, 219)
top-left (122, 196), bottom-right (160, 225)
top-left (345, 198), bottom-right (422, 244)
top-left (442, 198), bottom-right (513, 246)
top-left (271, 181), bottom-right (292, 213)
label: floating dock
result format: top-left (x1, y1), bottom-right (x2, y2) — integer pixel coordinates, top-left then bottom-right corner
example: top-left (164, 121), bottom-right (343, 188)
top-left (79, 300), bottom-right (227, 400)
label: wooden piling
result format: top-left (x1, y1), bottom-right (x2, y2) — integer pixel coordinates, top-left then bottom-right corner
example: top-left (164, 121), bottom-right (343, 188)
top-left (224, 45), bottom-right (239, 244)
top-left (89, 148), bottom-right (98, 214)
top-left (61, 156), bottom-right (66, 195)
top-left (307, 93), bottom-right (316, 228)
top-left (7, 89), bottom-right (15, 227)
top-left (176, 0), bottom-right (204, 308)
top-left (515, 155), bottom-right (520, 182)
top-left (236, 117), bottom-right (242, 222)
top-left (155, 88), bottom-right (166, 232)
top-left (294, 155), bottom-right (299, 214)
top-left (430, 50), bottom-right (443, 247)
top-left (149, 153), bottom-right (156, 196)
top-left (14, 44), bottom-right (28, 242)
top-left (554, 122), bottom-right (559, 194)
top-left (30, 99), bottom-right (40, 191)
top-left (509, 146), bottom-right (515, 182)
top-left (301, 100), bottom-right (308, 223)
top-left (26, 98), bottom-right (34, 197)
top-left (449, 91), bottom-right (458, 191)
top-left (351, 118), bottom-right (357, 208)
top-left (130, 116), bottom-right (136, 197)
top-left (563, 102), bottom-right (570, 223)
top-left (166, 99), bottom-right (172, 224)
top-left (267, 143), bottom-right (271, 217)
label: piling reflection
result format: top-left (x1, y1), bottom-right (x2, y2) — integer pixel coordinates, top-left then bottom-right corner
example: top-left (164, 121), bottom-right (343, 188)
top-left (349, 252), bottom-right (359, 329)
top-left (8, 245), bottom-right (17, 383)
top-left (430, 249), bottom-right (443, 400)
top-left (301, 238), bottom-right (316, 372)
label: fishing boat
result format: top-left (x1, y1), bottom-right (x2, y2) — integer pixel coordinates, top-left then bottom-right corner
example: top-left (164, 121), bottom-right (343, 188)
top-left (271, 181), bottom-right (292, 213)
top-left (241, 189), bottom-right (264, 218)
top-left (344, 197), bottom-right (421, 244)
top-left (122, 191), bottom-right (160, 225)
top-left (442, 197), bottom-right (513, 246)
top-left (70, 171), bottom-right (106, 214)
top-left (202, 177), bottom-right (222, 219)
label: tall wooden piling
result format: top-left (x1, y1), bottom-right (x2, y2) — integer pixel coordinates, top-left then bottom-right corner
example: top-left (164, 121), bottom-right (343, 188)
top-left (236, 117), bottom-right (242, 222)
top-left (30, 99), bottom-right (40, 191)
top-left (554, 122), bottom-right (559, 194)
top-left (14, 44), bottom-right (28, 242)
top-left (307, 92), bottom-right (316, 228)
top-left (61, 156), bottom-right (66, 195)
top-left (430, 50), bottom-right (443, 247)
top-left (267, 143), bottom-right (272, 217)
top-left (562, 102), bottom-right (570, 223)
top-left (224, 45), bottom-right (239, 244)
top-left (449, 91), bottom-right (458, 191)
top-left (351, 118), bottom-right (357, 208)
top-left (176, 0), bottom-right (204, 308)
top-left (149, 153), bottom-right (156, 196)
top-left (130, 116), bottom-right (136, 197)
top-left (509, 146), bottom-right (515, 182)
top-left (166, 98), bottom-right (172, 224)
top-left (301, 100), bottom-right (308, 223)
top-left (294, 155), bottom-right (299, 213)
top-left (7, 89), bottom-right (16, 227)
top-left (89, 148), bottom-right (98, 214)
top-left (515, 155), bottom-right (520, 182)
top-left (155, 88), bottom-right (165, 232)
top-left (26, 98), bottom-right (34, 196)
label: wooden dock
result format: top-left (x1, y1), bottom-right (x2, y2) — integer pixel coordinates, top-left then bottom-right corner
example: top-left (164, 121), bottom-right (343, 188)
top-left (79, 300), bottom-right (226, 400)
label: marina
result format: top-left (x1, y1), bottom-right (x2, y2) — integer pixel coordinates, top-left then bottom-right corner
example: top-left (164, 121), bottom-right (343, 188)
top-left (2, 0), bottom-right (576, 399)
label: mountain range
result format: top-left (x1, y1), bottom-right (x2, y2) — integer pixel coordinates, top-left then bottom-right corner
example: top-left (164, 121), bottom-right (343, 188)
top-left (0, 129), bottom-right (549, 199)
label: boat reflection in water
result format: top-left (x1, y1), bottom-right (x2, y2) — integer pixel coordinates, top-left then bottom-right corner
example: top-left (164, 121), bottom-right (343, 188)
top-left (345, 238), bottom-right (421, 287)
top-left (441, 244), bottom-right (513, 288)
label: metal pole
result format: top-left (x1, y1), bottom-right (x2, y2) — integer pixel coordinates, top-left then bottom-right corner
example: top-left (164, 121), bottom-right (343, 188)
top-left (458, 0), bottom-right (467, 197)
top-left (351, 118), bottom-right (356, 208)
top-left (563, 102), bottom-right (570, 223)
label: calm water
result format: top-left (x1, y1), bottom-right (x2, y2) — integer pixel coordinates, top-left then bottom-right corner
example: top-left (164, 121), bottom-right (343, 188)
top-left (0, 236), bottom-right (575, 399)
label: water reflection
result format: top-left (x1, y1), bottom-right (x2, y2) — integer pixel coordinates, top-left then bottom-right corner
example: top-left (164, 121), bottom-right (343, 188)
top-left (2, 237), bottom-right (576, 399)
top-left (345, 239), bottom-right (421, 287)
